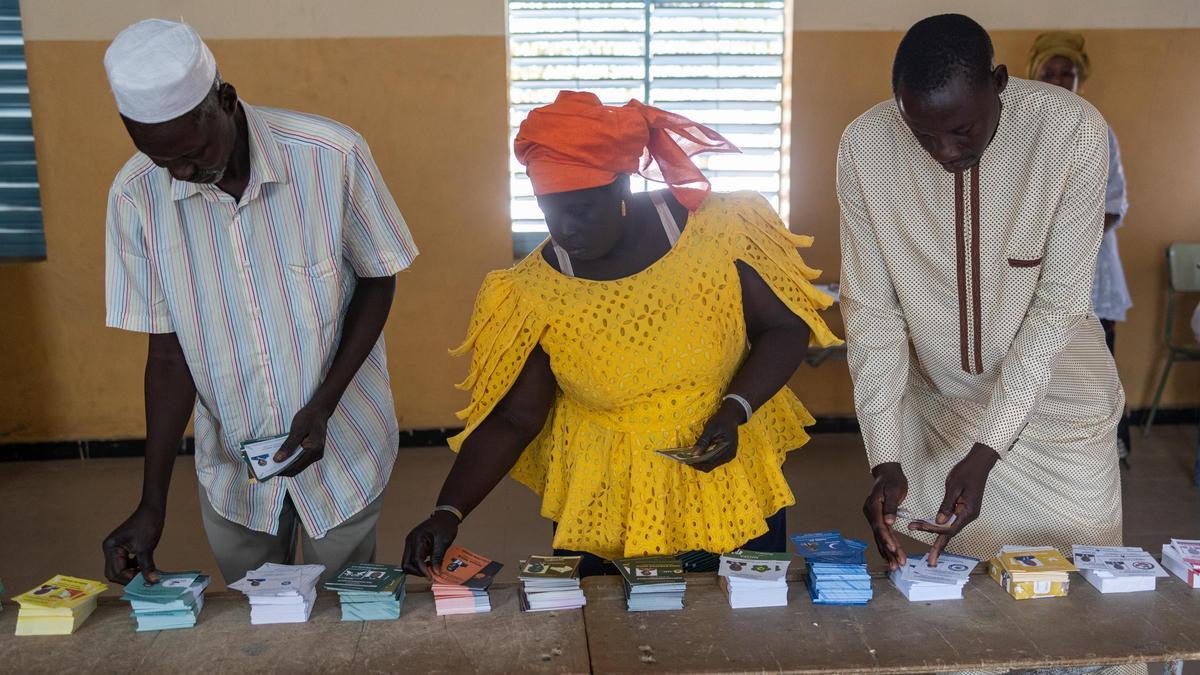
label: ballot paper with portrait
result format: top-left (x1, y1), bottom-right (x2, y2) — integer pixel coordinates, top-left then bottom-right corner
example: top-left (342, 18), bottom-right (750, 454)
top-left (1072, 545), bottom-right (1167, 593)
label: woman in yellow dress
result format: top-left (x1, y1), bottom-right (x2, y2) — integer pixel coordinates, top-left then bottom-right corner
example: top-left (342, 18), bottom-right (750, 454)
top-left (402, 91), bottom-right (841, 576)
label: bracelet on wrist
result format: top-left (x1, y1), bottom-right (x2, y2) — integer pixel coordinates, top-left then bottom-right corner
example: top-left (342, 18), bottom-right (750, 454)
top-left (432, 504), bottom-right (464, 522)
top-left (722, 393), bottom-right (753, 424)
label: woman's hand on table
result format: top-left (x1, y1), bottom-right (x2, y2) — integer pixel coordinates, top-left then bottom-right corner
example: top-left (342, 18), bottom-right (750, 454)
top-left (402, 510), bottom-right (461, 578)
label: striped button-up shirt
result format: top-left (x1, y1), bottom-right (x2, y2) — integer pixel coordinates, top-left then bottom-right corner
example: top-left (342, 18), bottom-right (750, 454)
top-left (105, 103), bottom-right (418, 538)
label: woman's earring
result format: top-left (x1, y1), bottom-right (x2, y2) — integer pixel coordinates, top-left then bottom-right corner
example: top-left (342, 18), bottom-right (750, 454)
top-left (620, 199), bottom-right (627, 218)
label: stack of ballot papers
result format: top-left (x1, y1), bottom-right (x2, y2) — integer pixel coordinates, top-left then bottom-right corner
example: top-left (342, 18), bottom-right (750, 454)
top-left (230, 563), bottom-right (324, 624)
top-left (431, 545), bottom-right (502, 616)
top-left (616, 556), bottom-right (686, 611)
top-left (14, 575), bottom-right (108, 635)
top-left (718, 550), bottom-right (791, 608)
top-left (325, 563), bottom-right (407, 621)
top-left (121, 572), bottom-right (210, 631)
top-left (518, 555), bottom-right (585, 612)
top-left (989, 546), bottom-right (1076, 600)
top-left (793, 532), bottom-right (873, 605)
top-left (890, 553), bottom-right (977, 601)
top-left (1161, 539), bottom-right (1200, 588)
top-left (1072, 546), bottom-right (1168, 593)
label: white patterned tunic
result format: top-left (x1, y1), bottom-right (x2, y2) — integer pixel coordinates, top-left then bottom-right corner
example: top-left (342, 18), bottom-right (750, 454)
top-left (837, 78), bottom-right (1124, 559)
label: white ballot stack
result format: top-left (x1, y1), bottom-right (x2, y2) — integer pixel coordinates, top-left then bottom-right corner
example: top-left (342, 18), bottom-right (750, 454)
top-left (1162, 539), bottom-right (1200, 588)
top-left (230, 563), bottom-right (324, 624)
top-left (717, 550), bottom-right (791, 608)
top-left (1072, 545), bottom-right (1168, 593)
top-left (890, 553), bottom-right (977, 601)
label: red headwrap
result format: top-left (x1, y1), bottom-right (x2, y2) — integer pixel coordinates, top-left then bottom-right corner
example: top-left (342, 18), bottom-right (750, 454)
top-left (514, 90), bottom-right (740, 211)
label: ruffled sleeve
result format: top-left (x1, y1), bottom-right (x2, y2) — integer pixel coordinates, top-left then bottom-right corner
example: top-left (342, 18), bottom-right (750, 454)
top-left (447, 269), bottom-right (549, 451)
top-left (726, 191), bottom-right (843, 349)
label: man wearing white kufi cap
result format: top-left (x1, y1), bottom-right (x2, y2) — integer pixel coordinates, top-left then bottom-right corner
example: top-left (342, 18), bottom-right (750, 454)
top-left (100, 19), bottom-right (419, 586)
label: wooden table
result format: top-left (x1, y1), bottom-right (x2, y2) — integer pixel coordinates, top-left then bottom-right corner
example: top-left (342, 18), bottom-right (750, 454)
top-left (582, 574), bottom-right (1200, 674)
top-left (2, 575), bottom-right (1197, 674)
top-left (0, 585), bottom-right (589, 674)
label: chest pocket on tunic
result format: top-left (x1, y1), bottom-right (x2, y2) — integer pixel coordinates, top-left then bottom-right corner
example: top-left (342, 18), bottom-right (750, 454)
top-left (1007, 256), bottom-right (1043, 268)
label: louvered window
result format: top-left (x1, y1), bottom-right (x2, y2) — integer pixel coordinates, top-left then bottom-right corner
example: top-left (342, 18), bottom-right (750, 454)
top-left (0, 0), bottom-right (42, 261)
top-left (509, 0), bottom-right (787, 257)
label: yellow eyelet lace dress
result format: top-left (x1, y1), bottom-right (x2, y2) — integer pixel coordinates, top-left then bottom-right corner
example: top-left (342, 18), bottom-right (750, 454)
top-left (448, 191), bottom-right (842, 560)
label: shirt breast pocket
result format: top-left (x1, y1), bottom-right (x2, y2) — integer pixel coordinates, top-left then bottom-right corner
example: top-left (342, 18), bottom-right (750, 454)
top-left (285, 258), bottom-right (341, 340)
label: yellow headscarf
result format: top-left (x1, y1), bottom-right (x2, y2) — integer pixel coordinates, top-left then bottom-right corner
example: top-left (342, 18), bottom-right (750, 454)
top-left (1027, 31), bottom-right (1091, 83)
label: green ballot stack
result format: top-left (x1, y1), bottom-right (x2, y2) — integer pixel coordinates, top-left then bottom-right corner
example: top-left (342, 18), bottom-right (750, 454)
top-left (121, 572), bottom-right (210, 632)
top-left (518, 555), bottom-right (585, 612)
top-left (325, 563), bottom-right (407, 621)
top-left (615, 556), bottom-right (686, 611)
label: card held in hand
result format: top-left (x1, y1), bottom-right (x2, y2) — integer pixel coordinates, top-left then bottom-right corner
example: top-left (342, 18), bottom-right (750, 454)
top-left (240, 434), bottom-right (303, 481)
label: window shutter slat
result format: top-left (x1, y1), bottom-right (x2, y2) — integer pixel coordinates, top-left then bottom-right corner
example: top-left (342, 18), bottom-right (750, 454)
top-left (0, 0), bottom-right (42, 261)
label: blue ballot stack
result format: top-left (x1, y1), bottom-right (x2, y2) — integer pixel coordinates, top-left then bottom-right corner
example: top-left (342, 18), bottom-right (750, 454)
top-left (792, 531), bottom-right (873, 605)
top-left (121, 572), bottom-right (210, 632)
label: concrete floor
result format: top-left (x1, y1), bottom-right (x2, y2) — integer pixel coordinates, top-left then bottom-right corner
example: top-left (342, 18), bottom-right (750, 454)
top-left (1, 427), bottom-right (1198, 598)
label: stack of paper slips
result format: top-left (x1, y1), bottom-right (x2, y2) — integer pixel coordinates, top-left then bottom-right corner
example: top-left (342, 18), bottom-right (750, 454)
top-left (1160, 539), bottom-right (1200, 588)
top-left (518, 555), bottom-right (585, 612)
top-left (121, 572), bottom-right (210, 631)
top-left (325, 563), bottom-right (407, 621)
top-left (717, 550), bottom-right (791, 608)
top-left (989, 546), bottom-right (1076, 600)
top-left (13, 575), bottom-right (108, 635)
top-left (431, 545), bottom-right (502, 616)
top-left (890, 553), bottom-right (977, 601)
top-left (1072, 545), bottom-right (1168, 593)
top-left (616, 556), bottom-right (686, 611)
top-left (793, 532), bottom-right (872, 605)
top-left (230, 562), bottom-right (324, 624)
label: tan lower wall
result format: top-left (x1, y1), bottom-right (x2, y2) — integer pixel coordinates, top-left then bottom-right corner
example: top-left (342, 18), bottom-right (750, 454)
top-left (1, 28), bottom-right (1197, 444)
top-left (790, 28), bottom-right (1200, 416)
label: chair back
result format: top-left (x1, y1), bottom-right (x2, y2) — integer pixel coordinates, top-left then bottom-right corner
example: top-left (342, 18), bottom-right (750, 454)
top-left (1168, 243), bottom-right (1200, 292)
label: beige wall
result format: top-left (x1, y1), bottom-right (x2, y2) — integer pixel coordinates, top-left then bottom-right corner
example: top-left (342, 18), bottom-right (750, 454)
top-left (792, 0), bottom-right (1200, 31)
top-left (19, 0), bottom-right (507, 39)
top-left (1, 1), bottom-right (1197, 444)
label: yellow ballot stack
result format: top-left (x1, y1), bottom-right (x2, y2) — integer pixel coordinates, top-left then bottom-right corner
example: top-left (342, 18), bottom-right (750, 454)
top-left (989, 546), bottom-right (1078, 600)
top-left (13, 575), bottom-right (108, 635)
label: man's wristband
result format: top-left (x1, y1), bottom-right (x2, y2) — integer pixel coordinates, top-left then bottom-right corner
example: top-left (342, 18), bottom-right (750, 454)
top-left (432, 504), bottom-right (464, 522)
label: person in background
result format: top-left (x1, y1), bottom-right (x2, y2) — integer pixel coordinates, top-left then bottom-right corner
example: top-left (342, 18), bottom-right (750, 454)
top-left (100, 20), bottom-right (417, 585)
top-left (402, 91), bottom-right (841, 577)
top-left (1029, 31), bottom-right (1133, 461)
